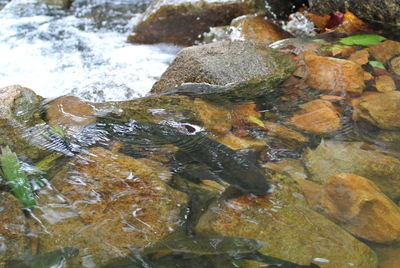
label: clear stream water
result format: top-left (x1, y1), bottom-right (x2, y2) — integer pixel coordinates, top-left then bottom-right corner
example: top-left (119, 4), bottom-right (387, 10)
top-left (0, 0), bottom-right (181, 102)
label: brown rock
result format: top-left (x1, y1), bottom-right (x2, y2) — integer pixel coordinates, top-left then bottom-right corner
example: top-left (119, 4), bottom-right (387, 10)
top-left (30, 147), bottom-right (188, 266)
top-left (46, 96), bottom-right (96, 135)
top-left (193, 98), bottom-right (231, 134)
top-left (128, 0), bottom-right (261, 46)
top-left (304, 53), bottom-right (365, 94)
top-left (374, 75), bottom-right (396, 92)
top-left (354, 91), bottom-right (400, 129)
top-left (364, 71), bottom-right (374, 80)
top-left (351, 91), bottom-right (381, 120)
top-left (290, 99), bottom-right (341, 134)
top-left (375, 247), bottom-right (400, 268)
top-left (216, 134), bottom-right (266, 151)
top-left (231, 102), bottom-right (261, 126)
top-left (302, 140), bottom-right (400, 200)
top-left (305, 173), bottom-right (400, 243)
top-left (390, 55), bottom-right (400, 75)
top-left (230, 15), bottom-right (291, 45)
top-left (264, 158), bottom-right (308, 181)
top-left (264, 121), bottom-right (309, 143)
top-left (196, 174), bottom-right (378, 268)
top-left (0, 192), bottom-right (29, 266)
top-left (348, 49), bottom-right (369, 65)
top-left (369, 40), bottom-right (400, 63)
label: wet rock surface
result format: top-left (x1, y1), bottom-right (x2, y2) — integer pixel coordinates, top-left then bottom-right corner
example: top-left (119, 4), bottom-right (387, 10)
top-left (150, 40), bottom-right (295, 95)
top-left (303, 140), bottom-right (400, 200)
top-left (302, 173), bottom-right (400, 243)
top-left (0, 192), bottom-right (29, 266)
top-left (128, 0), bottom-right (263, 46)
top-left (29, 147), bottom-right (188, 266)
top-left (195, 174), bottom-right (378, 268)
top-left (0, 85), bottom-right (50, 160)
top-left (354, 91), bottom-right (400, 130)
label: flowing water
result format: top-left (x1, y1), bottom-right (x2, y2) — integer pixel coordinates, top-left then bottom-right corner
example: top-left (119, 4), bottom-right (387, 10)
top-left (0, 0), bottom-right (181, 102)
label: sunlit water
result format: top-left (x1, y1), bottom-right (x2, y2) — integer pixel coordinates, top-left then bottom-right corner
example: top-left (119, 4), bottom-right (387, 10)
top-left (0, 0), bottom-right (181, 102)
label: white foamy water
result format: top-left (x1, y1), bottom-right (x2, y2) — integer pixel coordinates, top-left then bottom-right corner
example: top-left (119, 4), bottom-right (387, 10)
top-left (0, 0), bottom-right (181, 102)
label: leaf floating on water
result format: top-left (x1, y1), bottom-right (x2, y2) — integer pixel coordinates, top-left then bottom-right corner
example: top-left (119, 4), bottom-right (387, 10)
top-left (339, 34), bottom-right (387, 46)
top-left (140, 236), bottom-right (263, 256)
top-left (369, 60), bottom-right (386, 70)
top-left (249, 116), bottom-right (265, 128)
top-left (0, 146), bottom-right (36, 209)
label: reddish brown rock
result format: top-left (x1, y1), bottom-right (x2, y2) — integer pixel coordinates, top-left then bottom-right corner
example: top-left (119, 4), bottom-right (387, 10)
top-left (264, 121), bottom-right (309, 143)
top-left (128, 0), bottom-right (262, 46)
top-left (216, 134), bottom-right (266, 151)
top-left (369, 40), bottom-right (400, 63)
top-left (290, 99), bottom-right (341, 134)
top-left (304, 53), bottom-right (365, 94)
top-left (304, 173), bottom-right (400, 243)
top-left (374, 75), bottom-right (396, 92)
top-left (231, 102), bottom-right (261, 126)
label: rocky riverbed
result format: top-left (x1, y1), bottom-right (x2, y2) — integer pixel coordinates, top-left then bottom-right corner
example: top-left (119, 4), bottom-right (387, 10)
top-left (0, 0), bottom-right (400, 267)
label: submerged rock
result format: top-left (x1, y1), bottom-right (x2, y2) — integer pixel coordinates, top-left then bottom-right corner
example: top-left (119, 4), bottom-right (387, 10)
top-left (353, 91), bottom-right (400, 130)
top-left (151, 40), bottom-right (295, 96)
top-left (374, 75), bottom-right (396, 92)
top-left (304, 52), bottom-right (365, 94)
top-left (290, 99), bottom-right (341, 134)
top-left (368, 40), bottom-right (400, 63)
top-left (0, 192), bottom-right (29, 266)
top-left (128, 0), bottom-right (263, 46)
top-left (303, 173), bottom-right (400, 243)
top-left (303, 140), bottom-right (400, 200)
top-left (195, 174), bottom-right (378, 267)
top-left (29, 147), bottom-right (188, 266)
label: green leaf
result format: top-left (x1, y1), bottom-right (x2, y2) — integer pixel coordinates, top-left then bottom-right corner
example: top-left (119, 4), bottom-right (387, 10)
top-left (369, 60), bottom-right (386, 70)
top-left (249, 116), bottom-right (265, 128)
top-left (0, 146), bottom-right (36, 209)
top-left (339, 34), bottom-right (387, 46)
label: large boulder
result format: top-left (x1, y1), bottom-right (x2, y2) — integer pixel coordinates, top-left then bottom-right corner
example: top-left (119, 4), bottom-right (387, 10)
top-left (150, 40), bottom-right (295, 96)
top-left (195, 174), bottom-right (378, 268)
top-left (128, 0), bottom-right (263, 46)
top-left (308, 0), bottom-right (400, 28)
top-left (29, 147), bottom-right (188, 266)
top-left (302, 140), bottom-right (400, 200)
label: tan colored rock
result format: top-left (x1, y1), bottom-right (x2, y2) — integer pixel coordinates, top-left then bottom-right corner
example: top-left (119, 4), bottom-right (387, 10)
top-left (264, 121), bottom-right (309, 143)
top-left (363, 71), bottom-right (374, 80)
top-left (230, 15), bottom-right (291, 45)
top-left (304, 174), bottom-right (400, 243)
top-left (374, 75), bottom-right (396, 92)
top-left (348, 49), bottom-right (369, 65)
top-left (30, 147), bottom-right (188, 266)
top-left (390, 55), bottom-right (400, 75)
top-left (302, 140), bottom-right (400, 200)
top-left (304, 53), bottom-right (365, 94)
top-left (196, 174), bottom-right (378, 268)
top-left (216, 134), bottom-right (266, 151)
top-left (369, 40), bottom-right (400, 63)
top-left (264, 158), bottom-right (308, 181)
top-left (194, 98), bottom-right (231, 134)
top-left (0, 192), bottom-right (29, 266)
top-left (46, 96), bottom-right (96, 135)
top-left (128, 0), bottom-right (261, 46)
top-left (290, 99), bottom-right (341, 134)
top-left (351, 91), bottom-right (381, 120)
top-left (354, 91), bottom-right (400, 129)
